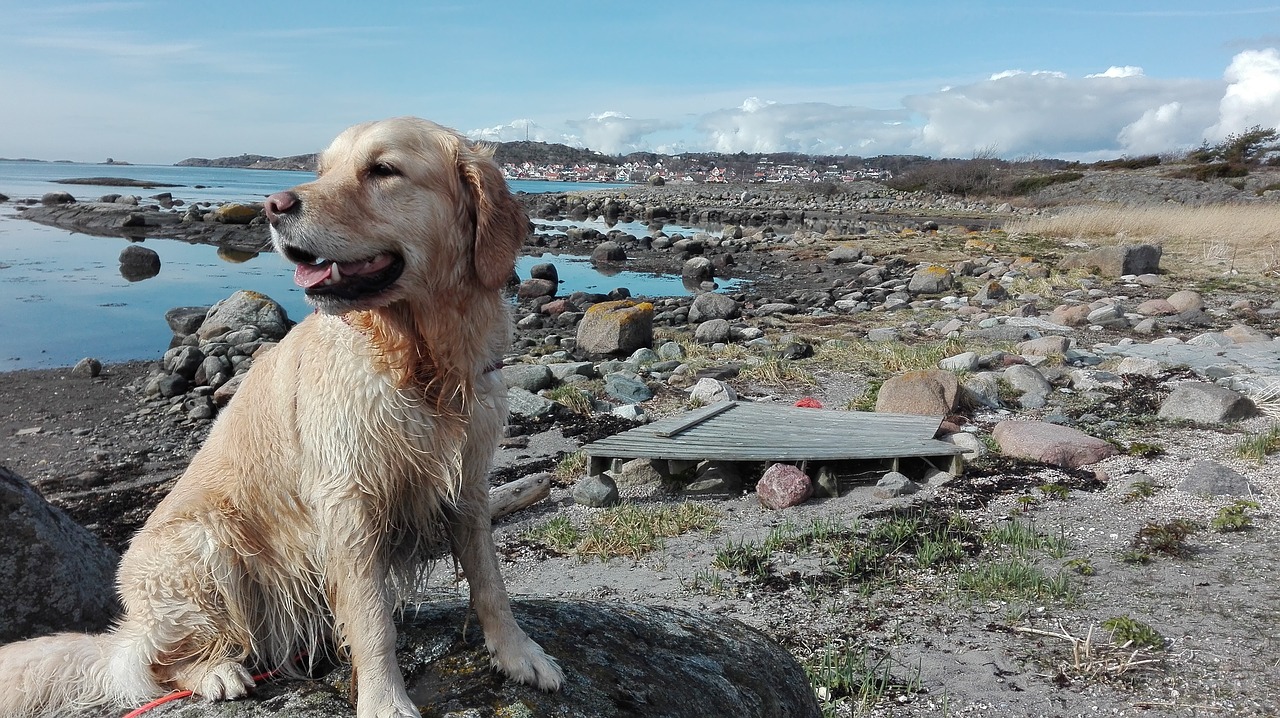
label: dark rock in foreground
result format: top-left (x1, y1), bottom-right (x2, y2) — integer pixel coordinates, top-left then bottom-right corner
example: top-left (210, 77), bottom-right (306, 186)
top-left (0, 467), bottom-right (120, 643)
top-left (82, 600), bottom-right (819, 717)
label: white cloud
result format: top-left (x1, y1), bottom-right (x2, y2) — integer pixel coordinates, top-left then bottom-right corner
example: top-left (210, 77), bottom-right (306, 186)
top-left (695, 100), bottom-right (915, 155)
top-left (1207, 48), bottom-right (1280, 140)
top-left (1086, 65), bottom-right (1145, 79)
top-left (905, 69), bottom-right (1222, 159)
top-left (467, 119), bottom-right (551, 144)
top-left (989, 70), bottom-right (1067, 81)
top-left (563, 113), bottom-right (678, 154)
top-left (1118, 102), bottom-right (1194, 155)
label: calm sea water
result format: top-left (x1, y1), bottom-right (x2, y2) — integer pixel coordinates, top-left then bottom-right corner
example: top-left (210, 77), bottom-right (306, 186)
top-left (0, 162), bottom-right (724, 370)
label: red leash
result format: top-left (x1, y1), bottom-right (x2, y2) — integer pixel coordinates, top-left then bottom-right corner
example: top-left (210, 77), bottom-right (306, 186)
top-left (122, 663), bottom-right (292, 717)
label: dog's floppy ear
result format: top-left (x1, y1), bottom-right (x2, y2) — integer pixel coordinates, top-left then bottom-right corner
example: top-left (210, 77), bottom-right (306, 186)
top-left (459, 144), bottom-right (528, 290)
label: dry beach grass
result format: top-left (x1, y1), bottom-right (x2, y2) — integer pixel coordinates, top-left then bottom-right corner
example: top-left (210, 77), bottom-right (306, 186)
top-left (1008, 204), bottom-right (1280, 275)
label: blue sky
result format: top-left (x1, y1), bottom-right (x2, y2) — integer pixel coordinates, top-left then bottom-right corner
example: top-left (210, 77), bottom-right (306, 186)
top-left (2, 1), bottom-right (1278, 163)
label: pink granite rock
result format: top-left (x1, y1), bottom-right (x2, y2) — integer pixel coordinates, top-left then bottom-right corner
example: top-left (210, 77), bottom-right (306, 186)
top-left (756, 463), bottom-right (813, 510)
top-left (993, 420), bottom-right (1118, 468)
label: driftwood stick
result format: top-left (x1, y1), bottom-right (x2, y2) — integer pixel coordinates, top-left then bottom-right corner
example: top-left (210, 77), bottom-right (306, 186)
top-left (489, 472), bottom-right (552, 520)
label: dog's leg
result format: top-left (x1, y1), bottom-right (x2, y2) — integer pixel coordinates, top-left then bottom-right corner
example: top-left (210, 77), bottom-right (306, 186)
top-left (115, 523), bottom-right (258, 701)
top-left (448, 471), bottom-right (563, 691)
top-left (325, 529), bottom-right (420, 718)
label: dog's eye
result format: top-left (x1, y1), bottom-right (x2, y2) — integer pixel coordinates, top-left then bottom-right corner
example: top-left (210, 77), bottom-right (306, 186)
top-left (368, 162), bottom-right (400, 178)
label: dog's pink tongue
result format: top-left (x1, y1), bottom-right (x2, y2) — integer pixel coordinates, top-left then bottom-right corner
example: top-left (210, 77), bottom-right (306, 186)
top-left (294, 261), bottom-right (333, 289)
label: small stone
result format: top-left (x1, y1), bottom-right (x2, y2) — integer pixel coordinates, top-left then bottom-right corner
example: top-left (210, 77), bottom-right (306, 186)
top-left (71, 357), bottom-right (101, 378)
top-left (873, 472), bottom-right (920, 499)
top-left (572, 474), bottom-right (620, 508)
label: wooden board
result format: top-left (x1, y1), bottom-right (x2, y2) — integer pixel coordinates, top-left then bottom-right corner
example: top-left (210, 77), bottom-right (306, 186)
top-left (584, 401), bottom-right (963, 465)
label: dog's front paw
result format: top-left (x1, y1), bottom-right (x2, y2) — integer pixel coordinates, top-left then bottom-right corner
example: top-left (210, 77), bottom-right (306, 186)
top-left (358, 694), bottom-right (421, 718)
top-left (192, 661), bottom-right (256, 700)
top-left (490, 637), bottom-right (564, 691)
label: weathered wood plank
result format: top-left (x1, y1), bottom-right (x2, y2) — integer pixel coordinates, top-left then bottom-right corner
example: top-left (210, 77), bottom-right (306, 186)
top-left (654, 401), bottom-right (736, 437)
top-left (582, 401), bottom-right (963, 470)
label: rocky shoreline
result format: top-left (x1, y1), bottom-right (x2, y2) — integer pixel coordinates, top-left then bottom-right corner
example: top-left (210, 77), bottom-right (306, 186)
top-left (4, 172), bottom-right (1280, 716)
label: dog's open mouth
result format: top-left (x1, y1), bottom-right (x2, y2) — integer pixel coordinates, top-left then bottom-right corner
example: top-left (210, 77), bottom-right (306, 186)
top-left (285, 247), bottom-right (406, 301)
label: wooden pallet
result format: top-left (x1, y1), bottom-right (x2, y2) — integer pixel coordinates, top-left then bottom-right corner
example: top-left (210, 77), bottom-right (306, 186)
top-left (583, 401), bottom-right (964, 478)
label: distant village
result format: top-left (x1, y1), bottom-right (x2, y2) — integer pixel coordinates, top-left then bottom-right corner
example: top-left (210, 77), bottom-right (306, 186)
top-left (499, 158), bottom-right (893, 185)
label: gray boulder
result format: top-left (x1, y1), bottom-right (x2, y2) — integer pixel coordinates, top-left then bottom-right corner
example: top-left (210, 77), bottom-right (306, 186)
top-left (688, 292), bottom-right (740, 322)
top-left (165, 306), bottom-right (211, 336)
top-left (40, 191), bottom-right (75, 205)
top-left (826, 245), bottom-right (864, 264)
top-left (604, 371), bottom-right (654, 403)
top-left (77, 600), bottom-right (819, 718)
top-left (507, 387), bottom-right (557, 419)
top-left (119, 244), bottom-right (160, 271)
top-left (1003, 364), bottom-right (1052, 409)
top-left (0, 467), bottom-right (120, 643)
top-left (1179, 459), bottom-right (1255, 496)
top-left (590, 240), bottom-right (627, 263)
top-left (1058, 244), bottom-right (1162, 277)
top-left (873, 471), bottom-right (920, 499)
top-left (1158, 383), bottom-right (1257, 423)
top-left (529, 262), bottom-right (559, 282)
top-left (907, 264), bottom-right (955, 294)
top-left (694, 318), bottom-right (733, 344)
top-left (199, 290), bottom-right (291, 341)
top-left (682, 256), bottom-right (714, 284)
top-left (572, 473), bottom-right (620, 507)
top-left (501, 364), bottom-right (555, 392)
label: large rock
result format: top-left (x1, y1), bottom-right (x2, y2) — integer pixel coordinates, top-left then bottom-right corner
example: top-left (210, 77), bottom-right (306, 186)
top-left (199, 290), bottom-right (291, 341)
top-left (1179, 459), bottom-right (1255, 496)
top-left (517, 277), bottom-right (558, 299)
top-left (575, 300), bottom-right (654, 357)
top-left (694, 318), bottom-right (733, 344)
top-left (907, 264), bottom-right (955, 294)
top-left (1003, 364), bottom-right (1052, 409)
top-left (1158, 383), bottom-right (1257, 423)
top-left (1058, 244), bottom-right (1162, 277)
top-left (874, 369), bottom-right (959, 416)
top-left (165, 305), bottom-right (211, 336)
top-left (40, 191), bottom-right (75, 205)
top-left (209, 203), bottom-right (260, 224)
top-left (76, 600), bottom-right (820, 718)
top-left (501, 363), bottom-right (555, 392)
top-left (688, 292), bottom-right (740, 322)
top-left (119, 244), bottom-right (160, 271)
top-left (0, 467), bottom-right (120, 643)
top-left (507, 387), bottom-right (557, 418)
top-left (992, 420), bottom-right (1118, 468)
top-left (590, 240), bottom-right (627, 263)
top-left (682, 256), bottom-right (714, 284)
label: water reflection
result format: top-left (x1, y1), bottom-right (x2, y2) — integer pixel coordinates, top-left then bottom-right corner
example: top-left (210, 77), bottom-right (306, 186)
top-left (119, 262), bottom-right (159, 282)
top-left (218, 247), bottom-right (259, 263)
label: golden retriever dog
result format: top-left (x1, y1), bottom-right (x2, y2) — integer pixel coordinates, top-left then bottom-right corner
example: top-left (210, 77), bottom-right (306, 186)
top-left (0, 117), bottom-right (562, 717)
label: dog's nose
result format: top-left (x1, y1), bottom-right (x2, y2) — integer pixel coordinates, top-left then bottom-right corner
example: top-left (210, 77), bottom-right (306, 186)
top-left (264, 190), bottom-right (299, 224)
